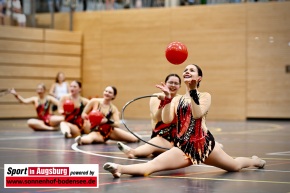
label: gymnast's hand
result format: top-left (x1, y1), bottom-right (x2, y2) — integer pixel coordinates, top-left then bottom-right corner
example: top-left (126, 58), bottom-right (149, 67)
top-left (82, 113), bottom-right (89, 120)
top-left (184, 77), bottom-right (199, 90)
top-left (10, 88), bottom-right (17, 96)
top-left (155, 82), bottom-right (171, 99)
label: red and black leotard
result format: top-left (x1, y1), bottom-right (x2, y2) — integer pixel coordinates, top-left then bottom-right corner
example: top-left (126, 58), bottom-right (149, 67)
top-left (36, 98), bottom-right (51, 126)
top-left (151, 116), bottom-right (177, 143)
top-left (90, 104), bottom-right (114, 141)
top-left (174, 96), bottom-right (215, 165)
top-left (64, 100), bottom-right (85, 131)
top-left (150, 97), bottom-right (177, 143)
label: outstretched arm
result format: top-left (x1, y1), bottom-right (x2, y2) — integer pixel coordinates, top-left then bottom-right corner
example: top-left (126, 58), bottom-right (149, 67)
top-left (10, 88), bottom-right (36, 104)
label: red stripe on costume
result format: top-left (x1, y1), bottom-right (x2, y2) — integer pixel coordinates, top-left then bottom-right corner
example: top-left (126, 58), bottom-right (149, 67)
top-left (177, 106), bottom-right (191, 138)
top-left (153, 122), bottom-right (172, 133)
top-left (189, 118), bottom-right (206, 154)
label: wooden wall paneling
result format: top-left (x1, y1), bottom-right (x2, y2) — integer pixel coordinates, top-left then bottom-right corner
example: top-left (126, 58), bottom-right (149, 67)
top-left (0, 25), bottom-right (83, 119)
top-left (100, 9), bottom-right (172, 118)
top-left (170, 4), bottom-right (246, 33)
top-left (0, 53), bottom-right (81, 67)
top-left (0, 40), bottom-right (82, 56)
top-left (170, 5), bottom-right (247, 120)
top-left (0, 104), bottom-right (37, 118)
top-left (0, 40), bottom-right (44, 53)
top-left (32, 1), bottom-right (290, 120)
top-left (247, 30), bottom-right (290, 118)
top-left (246, 2), bottom-right (290, 31)
top-left (74, 12), bottom-right (102, 99)
top-left (0, 41), bottom-right (81, 56)
top-left (0, 78), bottom-right (79, 93)
top-left (44, 29), bottom-right (82, 44)
top-left (35, 13), bottom-right (71, 31)
top-left (0, 53), bottom-right (43, 65)
top-left (0, 26), bottom-right (43, 41)
top-left (101, 9), bottom-right (171, 44)
top-left (0, 65), bottom-right (80, 79)
top-left (44, 43), bottom-right (82, 55)
top-left (246, 2), bottom-right (290, 118)
top-left (34, 13), bottom-right (51, 28)
top-left (0, 78), bottom-right (60, 90)
top-left (42, 55), bottom-right (81, 67)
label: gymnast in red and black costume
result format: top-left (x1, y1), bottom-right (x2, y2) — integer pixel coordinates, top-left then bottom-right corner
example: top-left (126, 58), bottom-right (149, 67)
top-left (36, 97), bottom-right (52, 126)
top-left (58, 80), bottom-right (89, 138)
top-left (10, 83), bottom-right (64, 131)
top-left (117, 74), bottom-right (181, 159)
top-left (174, 93), bottom-right (215, 164)
top-left (63, 100), bottom-right (85, 130)
top-left (89, 103), bottom-right (115, 141)
top-left (75, 86), bottom-right (139, 145)
top-left (103, 64), bottom-right (266, 178)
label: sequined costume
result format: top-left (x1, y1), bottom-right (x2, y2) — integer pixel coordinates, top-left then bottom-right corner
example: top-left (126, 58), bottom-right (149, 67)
top-left (174, 96), bottom-right (215, 164)
top-left (64, 100), bottom-right (85, 130)
top-left (90, 103), bottom-right (116, 141)
top-left (151, 118), bottom-right (177, 143)
top-left (36, 98), bottom-right (52, 126)
top-left (150, 96), bottom-right (177, 143)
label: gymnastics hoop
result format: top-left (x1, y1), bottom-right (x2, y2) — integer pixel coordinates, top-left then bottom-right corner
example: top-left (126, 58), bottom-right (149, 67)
top-left (121, 95), bottom-right (170, 151)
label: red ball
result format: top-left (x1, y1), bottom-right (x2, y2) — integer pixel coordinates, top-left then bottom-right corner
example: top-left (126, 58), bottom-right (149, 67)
top-left (63, 99), bottom-right (74, 114)
top-left (88, 110), bottom-right (104, 127)
top-left (165, 41), bottom-right (188, 65)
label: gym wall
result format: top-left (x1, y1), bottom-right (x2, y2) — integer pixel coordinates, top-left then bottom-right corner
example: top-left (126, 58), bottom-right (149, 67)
top-left (1, 1), bottom-right (289, 120)
top-left (0, 27), bottom-right (82, 118)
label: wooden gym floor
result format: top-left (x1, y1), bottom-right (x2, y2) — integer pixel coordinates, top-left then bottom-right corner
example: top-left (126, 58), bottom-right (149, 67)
top-left (0, 118), bottom-right (289, 193)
